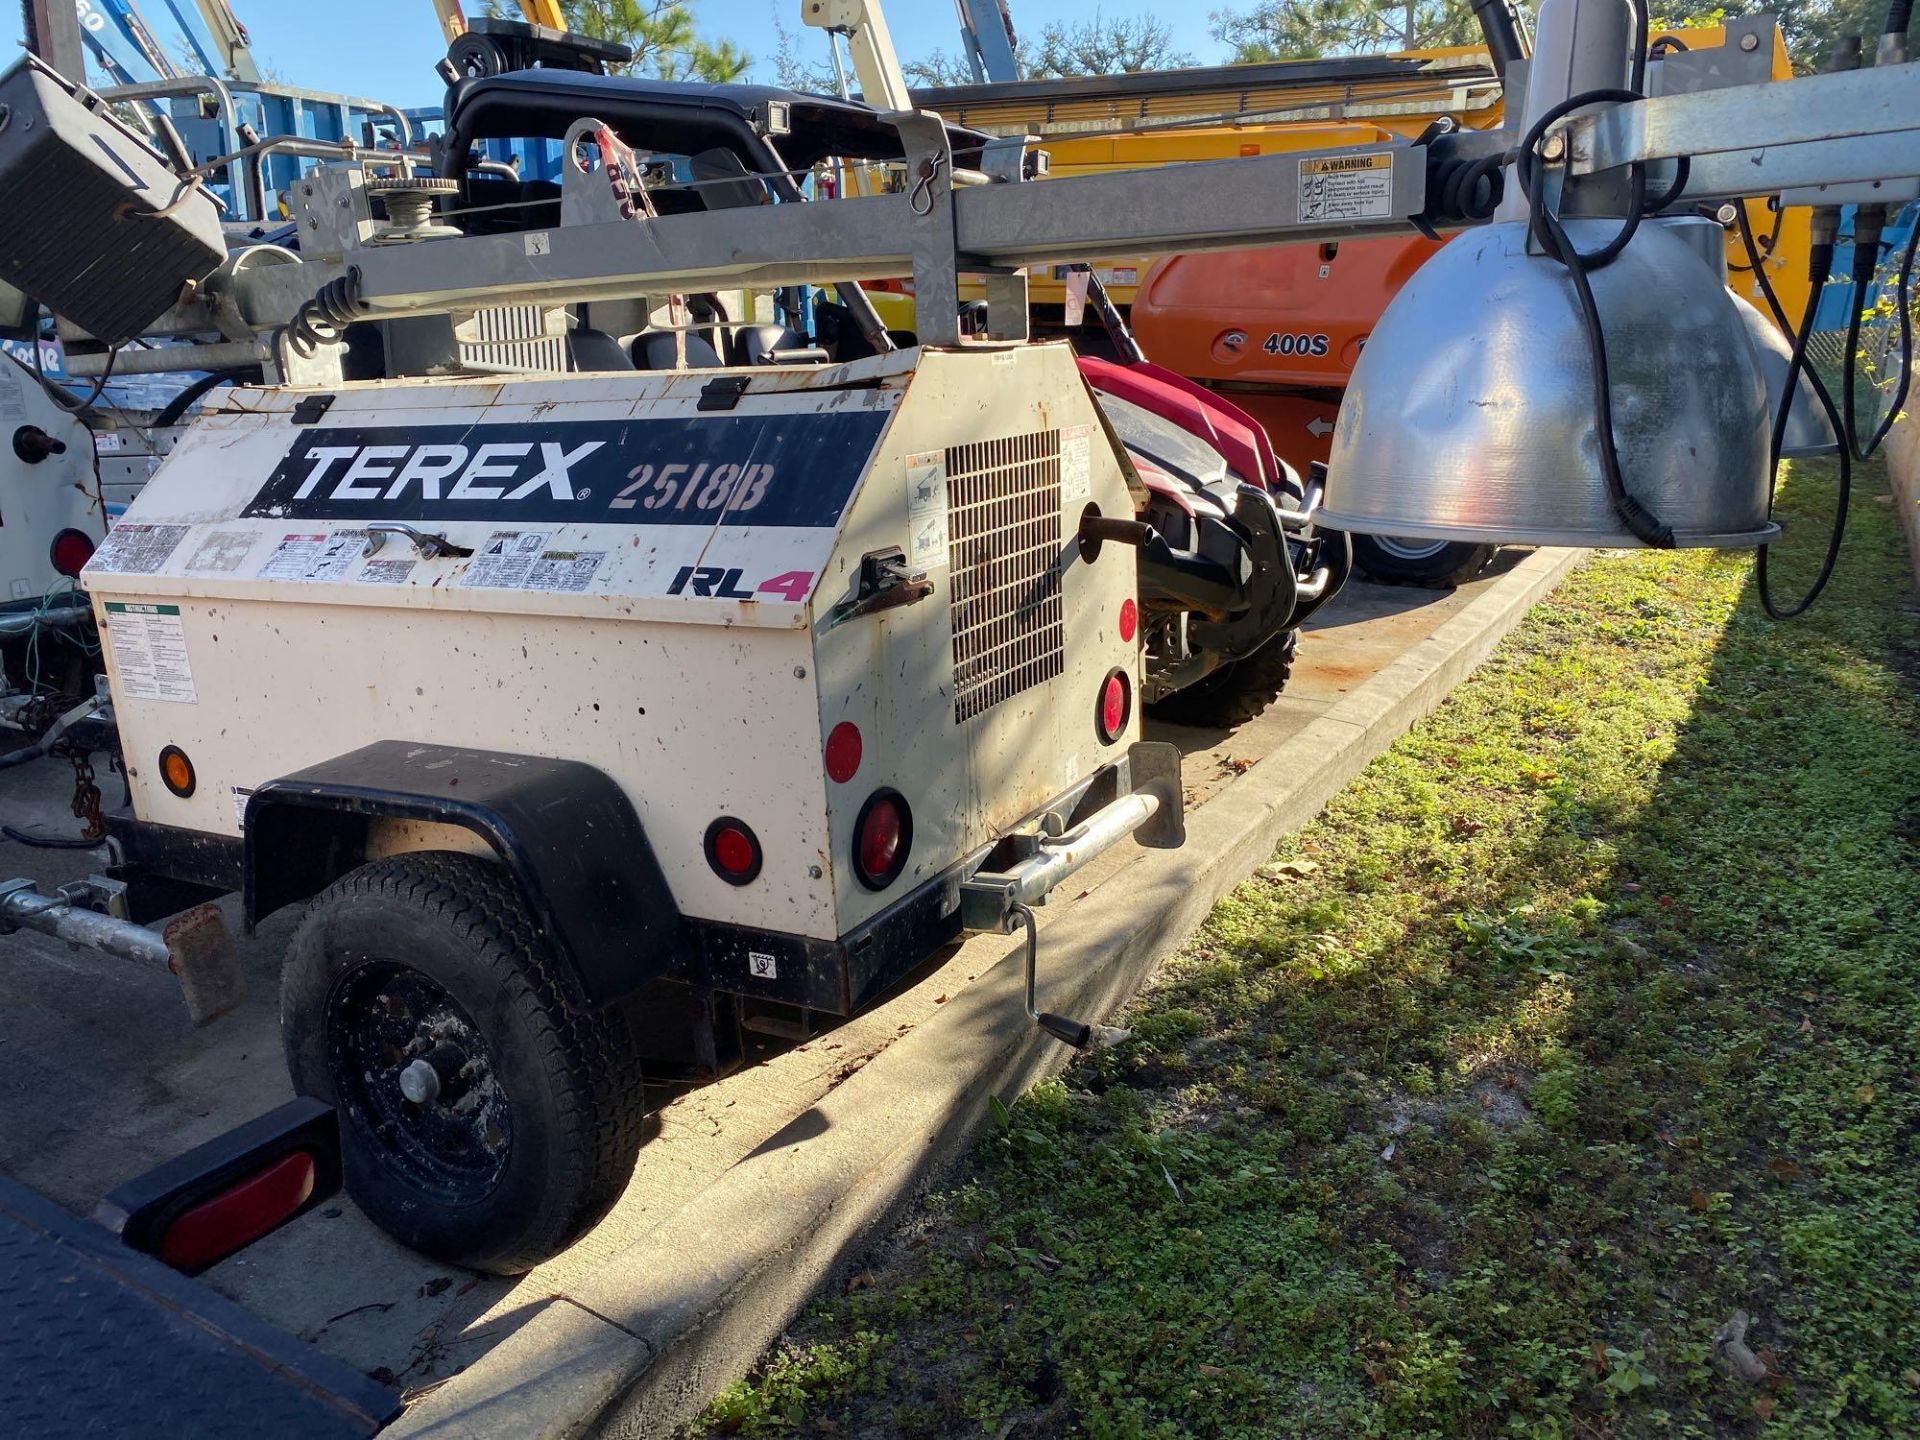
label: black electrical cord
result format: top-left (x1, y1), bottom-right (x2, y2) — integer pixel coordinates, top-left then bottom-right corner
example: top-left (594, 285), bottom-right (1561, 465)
top-left (1514, 87), bottom-right (1674, 547)
top-left (1, 824), bottom-right (104, 850)
top-left (1726, 200), bottom-right (1784, 271)
top-left (1840, 215), bottom-right (1918, 461)
top-left (1629, 0), bottom-right (1651, 93)
top-left (149, 368), bottom-right (250, 430)
top-left (1643, 155), bottom-right (1691, 215)
top-left (1733, 204), bottom-right (1852, 619)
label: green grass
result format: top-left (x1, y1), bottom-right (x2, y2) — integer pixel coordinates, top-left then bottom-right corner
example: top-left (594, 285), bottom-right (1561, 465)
top-left (698, 460), bottom-right (1920, 1439)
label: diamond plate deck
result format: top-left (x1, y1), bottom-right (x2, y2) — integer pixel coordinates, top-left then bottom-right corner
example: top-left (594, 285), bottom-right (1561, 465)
top-left (0, 1176), bottom-right (400, 1439)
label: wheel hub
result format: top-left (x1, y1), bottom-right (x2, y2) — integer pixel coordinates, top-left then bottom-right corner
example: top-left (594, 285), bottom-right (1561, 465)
top-left (329, 965), bottom-right (513, 1200)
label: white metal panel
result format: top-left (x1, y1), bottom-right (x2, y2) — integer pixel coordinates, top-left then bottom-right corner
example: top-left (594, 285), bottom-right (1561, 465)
top-left (87, 348), bottom-right (1146, 948)
top-left (0, 362), bottom-right (103, 605)
top-left (812, 344), bottom-right (1142, 931)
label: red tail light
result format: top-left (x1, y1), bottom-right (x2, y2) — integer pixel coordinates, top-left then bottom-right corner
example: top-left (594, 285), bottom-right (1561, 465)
top-left (50, 527), bottom-right (96, 578)
top-left (1097, 668), bottom-right (1131, 745)
top-left (853, 789), bottom-right (911, 891)
top-left (159, 1151), bottom-right (317, 1273)
top-left (1119, 598), bottom-right (1138, 644)
top-left (705, 817), bottom-right (763, 885)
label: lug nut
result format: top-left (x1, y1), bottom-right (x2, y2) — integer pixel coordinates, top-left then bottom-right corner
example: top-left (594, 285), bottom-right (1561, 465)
top-left (398, 1058), bottom-right (440, 1105)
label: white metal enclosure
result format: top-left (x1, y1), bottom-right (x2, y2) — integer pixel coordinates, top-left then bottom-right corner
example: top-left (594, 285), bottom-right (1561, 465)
top-left (83, 342), bottom-right (1143, 945)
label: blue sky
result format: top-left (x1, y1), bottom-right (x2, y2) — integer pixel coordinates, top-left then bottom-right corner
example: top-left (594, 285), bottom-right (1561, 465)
top-left (6, 4), bottom-right (1232, 110)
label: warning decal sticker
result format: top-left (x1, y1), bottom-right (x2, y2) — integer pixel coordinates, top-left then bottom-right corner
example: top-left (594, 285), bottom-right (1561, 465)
top-left (906, 450), bottom-right (949, 569)
top-left (461, 532), bottom-right (610, 593)
top-left (87, 524), bottom-right (189, 576)
top-left (104, 601), bottom-right (196, 704)
top-left (1298, 152), bottom-right (1394, 224)
top-left (1061, 425), bottom-right (1094, 502)
top-left (184, 529), bottom-right (257, 574)
top-left (258, 531), bottom-right (368, 582)
top-left (460, 531), bottom-right (550, 589)
top-left (357, 558), bottom-right (416, 585)
top-left (522, 550), bottom-right (608, 593)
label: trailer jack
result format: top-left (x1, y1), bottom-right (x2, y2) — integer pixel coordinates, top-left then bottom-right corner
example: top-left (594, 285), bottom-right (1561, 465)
top-left (0, 877), bottom-right (244, 1025)
top-left (1009, 901), bottom-right (1131, 1049)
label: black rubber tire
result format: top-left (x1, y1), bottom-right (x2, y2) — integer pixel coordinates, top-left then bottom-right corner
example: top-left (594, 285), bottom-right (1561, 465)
top-left (1351, 534), bottom-right (1497, 587)
top-left (1147, 630), bottom-right (1298, 729)
top-left (281, 851), bottom-right (647, 1274)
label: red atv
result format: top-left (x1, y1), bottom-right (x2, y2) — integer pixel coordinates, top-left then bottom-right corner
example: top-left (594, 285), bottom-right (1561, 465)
top-left (1072, 275), bottom-right (1349, 727)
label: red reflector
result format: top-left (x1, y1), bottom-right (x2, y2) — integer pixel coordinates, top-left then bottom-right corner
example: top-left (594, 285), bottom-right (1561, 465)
top-left (50, 528), bottom-right (96, 578)
top-left (825, 722), bottom-right (863, 784)
top-left (1097, 669), bottom-right (1131, 745)
top-left (1118, 598), bottom-right (1138, 644)
top-left (713, 826), bottom-right (755, 874)
top-left (160, 1151), bottom-right (316, 1273)
top-left (705, 817), bottom-right (763, 885)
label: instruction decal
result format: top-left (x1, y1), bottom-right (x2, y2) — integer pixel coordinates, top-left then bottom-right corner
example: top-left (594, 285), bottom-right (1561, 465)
top-left (523, 549), bottom-right (607, 592)
top-left (242, 412), bottom-right (889, 530)
top-left (458, 534), bottom-right (609, 592)
top-left (460, 531), bottom-right (549, 589)
top-left (357, 558), bottom-right (416, 585)
top-left (1061, 425), bottom-right (1094, 502)
top-left (184, 529), bottom-right (257, 574)
top-left (906, 449), bottom-right (949, 569)
top-left (86, 523), bottom-right (189, 576)
top-left (258, 531), bottom-right (368, 582)
top-left (1298, 152), bottom-right (1393, 224)
top-left (104, 601), bottom-right (196, 704)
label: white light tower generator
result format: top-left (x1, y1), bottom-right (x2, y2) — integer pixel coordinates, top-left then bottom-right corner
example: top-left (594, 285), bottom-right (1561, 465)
top-left (0, 0), bottom-right (1911, 1271)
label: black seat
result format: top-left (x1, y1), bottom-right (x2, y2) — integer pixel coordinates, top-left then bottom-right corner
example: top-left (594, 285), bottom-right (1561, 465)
top-left (734, 323), bottom-right (829, 366)
top-left (568, 328), bottom-right (636, 371)
top-left (457, 175), bottom-right (561, 236)
top-left (633, 331), bottom-right (725, 370)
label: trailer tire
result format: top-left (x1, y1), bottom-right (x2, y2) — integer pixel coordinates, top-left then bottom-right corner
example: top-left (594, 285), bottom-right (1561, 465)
top-left (1147, 630), bottom-right (1297, 729)
top-left (280, 851), bottom-right (647, 1274)
top-left (1351, 534), bottom-right (1496, 587)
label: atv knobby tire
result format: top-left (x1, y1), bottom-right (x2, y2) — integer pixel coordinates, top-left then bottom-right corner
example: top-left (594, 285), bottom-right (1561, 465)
top-left (1148, 630), bottom-right (1298, 729)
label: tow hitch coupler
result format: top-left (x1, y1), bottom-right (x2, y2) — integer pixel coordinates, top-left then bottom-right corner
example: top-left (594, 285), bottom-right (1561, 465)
top-left (0, 877), bottom-right (244, 1025)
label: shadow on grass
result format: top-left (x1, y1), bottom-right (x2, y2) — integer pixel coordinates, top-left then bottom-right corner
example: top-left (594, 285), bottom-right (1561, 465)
top-left (699, 460), bottom-right (1920, 1439)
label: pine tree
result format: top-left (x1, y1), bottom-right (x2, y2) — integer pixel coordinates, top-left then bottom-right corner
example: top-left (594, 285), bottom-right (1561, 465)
top-left (487, 0), bottom-right (750, 81)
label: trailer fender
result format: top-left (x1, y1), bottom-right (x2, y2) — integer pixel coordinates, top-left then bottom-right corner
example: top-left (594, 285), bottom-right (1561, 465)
top-left (245, 741), bottom-right (681, 1007)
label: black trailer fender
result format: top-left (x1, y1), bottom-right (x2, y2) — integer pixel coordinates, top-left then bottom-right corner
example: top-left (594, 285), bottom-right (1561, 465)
top-left (245, 741), bottom-right (682, 1007)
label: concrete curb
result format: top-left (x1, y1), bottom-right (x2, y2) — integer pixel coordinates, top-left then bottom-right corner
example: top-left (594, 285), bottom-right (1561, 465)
top-left (393, 546), bottom-right (1587, 1440)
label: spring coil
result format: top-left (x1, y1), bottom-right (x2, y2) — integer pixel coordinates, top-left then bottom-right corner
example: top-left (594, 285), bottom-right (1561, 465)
top-left (1431, 152), bottom-right (1506, 226)
top-left (287, 267), bottom-right (369, 357)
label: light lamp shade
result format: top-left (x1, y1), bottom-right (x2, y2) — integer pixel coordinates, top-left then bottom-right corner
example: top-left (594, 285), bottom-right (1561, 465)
top-left (1320, 219), bottom-right (1778, 548)
top-left (1728, 289), bottom-right (1841, 459)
